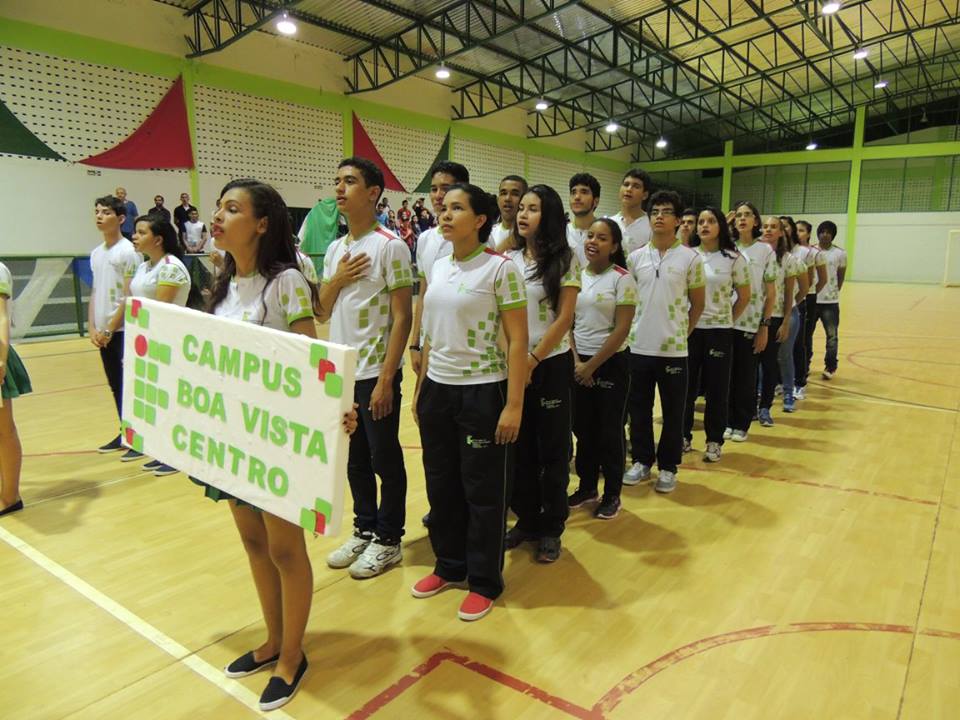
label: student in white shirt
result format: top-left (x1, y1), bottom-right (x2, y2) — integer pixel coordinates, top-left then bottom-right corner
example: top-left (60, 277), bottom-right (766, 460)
top-left (724, 201), bottom-right (775, 443)
top-left (611, 168), bottom-right (653, 254)
top-left (623, 191), bottom-right (705, 493)
top-left (568, 218), bottom-right (637, 519)
top-left (756, 216), bottom-right (799, 427)
top-left (779, 217), bottom-right (811, 412)
top-left (677, 208), bottom-right (697, 246)
top-left (202, 178), bottom-right (357, 712)
top-left (682, 208), bottom-right (750, 463)
top-left (566, 172), bottom-right (601, 266)
top-left (319, 158), bottom-right (413, 580)
top-left (794, 220), bottom-right (827, 398)
top-left (491, 174), bottom-right (527, 250)
top-left (182, 208), bottom-right (208, 253)
top-left (504, 184), bottom-right (580, 563)
top-left (90, 195), bottom-right (141, 456)
top-left (815, 220), bottom-right (846, 379)
top-left (411, 183), bottom-right (528, 622)
top-left (0, 261), bottom-right (32, 517)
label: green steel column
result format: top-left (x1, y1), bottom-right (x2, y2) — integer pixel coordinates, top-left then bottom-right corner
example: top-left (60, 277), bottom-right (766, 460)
top-left (721, 140), bottom-right (733, 210)
top-left (845, 106), bottom-right (866, 278)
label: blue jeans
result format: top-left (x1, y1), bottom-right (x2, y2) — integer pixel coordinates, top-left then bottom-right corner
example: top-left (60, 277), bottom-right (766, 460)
top-left (777, 306), bottom-right (800, 397)
top-left (817, 303), bottom-right (840, 372)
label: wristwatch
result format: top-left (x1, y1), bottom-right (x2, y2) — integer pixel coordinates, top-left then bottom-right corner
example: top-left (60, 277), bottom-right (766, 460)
top-left (102, 329), bottom-right (113, 338)
top-left (759, 318), bottom-right (771, 327)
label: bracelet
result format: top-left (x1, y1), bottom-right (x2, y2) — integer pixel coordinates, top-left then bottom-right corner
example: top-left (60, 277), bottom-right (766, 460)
top-left (409, 345), bottom-right (421, 351)
top-left (529, 351), bottom-right (541, 364)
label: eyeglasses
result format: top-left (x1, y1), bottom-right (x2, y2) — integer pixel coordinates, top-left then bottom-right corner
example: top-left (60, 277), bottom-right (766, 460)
top-left (648, 208), bottom-right (676, 217)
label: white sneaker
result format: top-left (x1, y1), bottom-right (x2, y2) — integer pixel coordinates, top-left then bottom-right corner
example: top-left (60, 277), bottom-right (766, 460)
top-left (622, 462), bottom-right (652, 486)
top-left (326, 532), bottom-right (372, 569)
top-left (730, 429), bottom-right (748, 442)
top-left (682, 438), bottom-right (693, 453)
top-left (349, 540), bottom-right (402, 579)
top-left (822, 368), bottom-right (834, 380)
top-left (655, 470), bottom-right (677, 493)
top-left (723, 427), bottom-right (733, 440)
top-left (774, 384), bottom-right (783, 397)
top-left (795, 386), bottom-right (806, 401)
top-left (704, 442), bottom-right (721, 463)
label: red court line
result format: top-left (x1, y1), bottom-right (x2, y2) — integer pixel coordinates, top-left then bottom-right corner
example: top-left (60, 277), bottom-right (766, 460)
top-left (350, 622), bottom-right (960, 719)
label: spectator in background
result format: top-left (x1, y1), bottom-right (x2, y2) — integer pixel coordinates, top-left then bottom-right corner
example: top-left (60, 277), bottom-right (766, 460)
top-left (377, 201), bottom-right (389, 225)
top-left (398, 216), bottom-right (415, 256)
top-left (182, 208), bottom-right (208, 253)
top-left (115, 187), bottom-right (138, 239)
top-left (418, 208), bottom-right (433, 233)
top-left (387, 210), bottom-right (398, 231)
top-left (150, 195), bottom-right (171, 224)
top-left (398, 199), bottom-right (412, 224)
top-left (678, 208), bottom-right (697, 246)
top-left (173, 193), bottom-right (197, 236)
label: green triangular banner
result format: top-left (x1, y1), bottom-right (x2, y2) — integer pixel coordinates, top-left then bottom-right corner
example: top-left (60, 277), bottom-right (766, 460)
top-left (0, 97), bottom-right (64, 160)
top-left (414, 131), bottom-right (450, 193)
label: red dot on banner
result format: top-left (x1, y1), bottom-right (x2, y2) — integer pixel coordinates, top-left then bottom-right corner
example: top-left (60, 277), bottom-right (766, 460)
top-left (317, 359), bottom-right (336, 381)
top-left (314, 511), bottom-right (326, 534)
top-left (125, 427), bottom-right (135, 444)
top-left (131, 299), bottom-right (142, 317)
top-left (134, 335), bottom-right (148, 357)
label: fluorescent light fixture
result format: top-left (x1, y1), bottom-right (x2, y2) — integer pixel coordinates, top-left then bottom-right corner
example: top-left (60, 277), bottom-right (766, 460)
top-left (655, 137), bottom-right (668, 149)
top-left (822, 2), bottom-right (841, 14)
top-left (874, 79), bottom-right (888, 89)
top-left (806, 141), bottom-right (818, 150)
top-left (853, 48), bottom-right (869, 59)
top-left (276, 13), bottom-right (297, 35)
top-left (535, 99), bottom-right (549, 111)
top-left (435, 64), bottom-right (451, 80)
top-left (605, 121), bottom-right (619, 133)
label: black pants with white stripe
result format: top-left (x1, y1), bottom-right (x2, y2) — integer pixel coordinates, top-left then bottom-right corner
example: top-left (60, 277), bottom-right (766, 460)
top-left (628, 353), bottom-right (688, 473)
top-left (418, 377), bottom-right (511, 600)
top-left (683, 328), bottom-right (733, 445)
top-left (573, 351), bottom-right (630, 499)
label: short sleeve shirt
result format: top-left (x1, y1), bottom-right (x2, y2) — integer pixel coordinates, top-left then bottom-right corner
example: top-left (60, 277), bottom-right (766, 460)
top-left (213, 268), bottom-right (314, 330)
top-left (505, 249), bottom-right (581, 359)
top-left (627, 240), bottom-right (704, 357)
top-left (808, 246), bottom-right (826, 295)
top-left (573, 264), bottom-right (638, 355)
top-left (489, 223), bottom-right (512, 250)
top-left (734, 240), bottom-right (777, 333)
top-left (417, 227), bottom-right (494, 283)
top-left (296, 250), bottom-right (319, 284)
top-left (611, 212), bottom-right (651, 254)
top-left (183, 221), bottom-right (206, 250)
top-left (566, 223), bottom-right (588, 267)
top-left (817, 246), bottom-right (847, 304)
top-left (322, 225), bottom-right (414, 381)
top-left (130, 255), bottom-right (191, 307)
top-left (696, 248), bottom-right (750, 329)
top-left (0, 262), bottom-right (12, 299)
top-left (770, 252), bottom-right (802, 318)
top-left (424, 246), bottom-right (526, 385)
top-left (90, 238), bottom-right (140, 332)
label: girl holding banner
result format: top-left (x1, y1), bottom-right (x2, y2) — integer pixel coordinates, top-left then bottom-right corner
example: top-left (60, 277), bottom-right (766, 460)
top-left (412, 183), bottom-right (528, 622)
top-left (0, 261), bottom-right (31, 517)
top-left (199, 179), bottom-right (357, 712)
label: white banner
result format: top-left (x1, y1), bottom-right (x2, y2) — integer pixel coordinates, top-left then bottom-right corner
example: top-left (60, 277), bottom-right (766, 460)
top-left (121, 298), bottom-right (356, 535)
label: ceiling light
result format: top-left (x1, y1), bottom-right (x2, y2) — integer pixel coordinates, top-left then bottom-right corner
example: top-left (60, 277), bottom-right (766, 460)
top-left (806, 141), bottom-right (818, 150)
top-left (853, 48), bottom-right (868, 59)
top-left (605, 121), bottom-right (619, 133)
top-left (276, 13), bottom-right (297, 35)
top-left (535, 99), bottom-right (549, 111)
top-left (822, 2), bottom-right (841, 14)
top-left (874, 79), bottom-right (888, 89)
top-left (655, 137), bottom-right (668, 149)
top-left (435, 64), bottom-right (451, 80)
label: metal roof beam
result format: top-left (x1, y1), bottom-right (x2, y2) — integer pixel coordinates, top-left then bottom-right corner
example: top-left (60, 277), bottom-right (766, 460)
top-left (185, 0), bottom-right (302, 58)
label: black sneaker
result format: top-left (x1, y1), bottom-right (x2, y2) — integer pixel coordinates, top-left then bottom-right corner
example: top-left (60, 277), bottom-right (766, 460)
top-left (536, 536), bottom-right (561, 563)
top-left (594, 496), bottom-right (621, 520)
top-left (98, 436), bottom-right (123, 453)
top-left (120, 449), bottom-right (145, 462)
top-left (568, 487), bottom-right (599, 508)
top-left (143, 459), bottom-right (162, 470)
top-left (422, 511), bottom-right (431, 528)
top-left (259, 654), bottom-right (308, 712)
top-left (224, 650), bottom-right (280, 679)
top-left (504, 525), bottom-right (538, 549)
top-left (153, 464), bottom-right (178, 477)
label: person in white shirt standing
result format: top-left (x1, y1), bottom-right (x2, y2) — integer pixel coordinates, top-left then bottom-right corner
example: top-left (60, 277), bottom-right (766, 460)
top-left (90, 195), bottom-right (141, 456)
top-left (491, 174), bottom-right (527, 250)
top-left (677, 208), bottom-right (697, 246)
top-left (182, 208), bottom-right (208, 253)
top-left (794, 220), bottom-right (827, 398)
top-left (611, 168), bottom-right (653, 254)
top-left (566, 173), bottom-right (601, 266)
top-left (623, 190), bottom-right (705, 493)
top-left (319, 157), bottom-right (413, 579)
top-left (815, 220), bottom-right (846, 379)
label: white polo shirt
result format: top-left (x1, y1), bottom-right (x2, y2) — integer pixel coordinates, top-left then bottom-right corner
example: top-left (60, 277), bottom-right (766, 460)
top-left (423, 245), bottom-right (526, 385)
top-left (627, 239), bottom-right (704, 357)
top-left (296, 250), bottom-right (319, 284)
top-left (566, 223), bottom-right (589, 267)
top-left (214, 268), bottom-right (314, 330)
top-left (817, 245), bottom-right (847, 304)
top-left (130, 255), bottom-right (191, 307)
top-left (417, 226), bottom-right (494, 284)
top-left (573, 264), bottom-right (638, 355)
top-left (770, 251), bottom-right (803, 318)
top-left (505, 249), bottom-right (581, 359)
top-left (808, 246), bottom-right (826, 296)
top-left (611, 212), bottom-right (651, 254)
top-left (490, 223), bottom-right (513, 250)
top-left (322, 224), bottom-right (413, 381)
top-left (733, 240), bottom-right (777, 333)
top-left (90, 237), bottom-right (140, 332)
top-left (696, 248), bottom-right (750, 330)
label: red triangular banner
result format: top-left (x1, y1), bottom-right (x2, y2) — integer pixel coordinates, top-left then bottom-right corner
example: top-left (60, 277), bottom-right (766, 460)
top-left (352, 113), bottom-right (406, 193)
top-left (80, 76), bottom-right (194, 169)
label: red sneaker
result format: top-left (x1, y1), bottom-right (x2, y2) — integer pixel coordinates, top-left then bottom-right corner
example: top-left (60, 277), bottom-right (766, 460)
top-left (458, 592), bottom-right (493, 621)
top-left (411, 573), bottom-right (455, 598)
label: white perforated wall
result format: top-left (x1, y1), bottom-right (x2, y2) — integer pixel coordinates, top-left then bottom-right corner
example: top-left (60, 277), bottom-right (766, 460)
top-left (590, 167), bottom-right (624, 218)
top-left (452, 138), bottom-right (524, 196)
top-left (0, 46), bottom-right (172, 160)
top-left (527, 155), bottom-right (583, 199)
top-left (361, 118), bottom-right (443, 201)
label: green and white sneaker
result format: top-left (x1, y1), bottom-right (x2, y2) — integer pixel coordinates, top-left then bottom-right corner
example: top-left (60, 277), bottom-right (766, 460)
top-left (326, 531), bottom-right (373, 569)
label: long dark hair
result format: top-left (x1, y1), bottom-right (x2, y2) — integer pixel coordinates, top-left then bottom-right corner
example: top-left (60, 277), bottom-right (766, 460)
top-left (733, 200), bottom-right (762, 241)
top-left (593, 217), bottom-right (627, 269)
top-left (697, 207), bottom-right (738, 259)
top-left (513, 184), bottom-right (571, 313)
top-left (134, 214), bottom-right (204, 309)
top-left (446, 182), bottom-right (496, 244)
top-left (207, 179), bottom-right (318, 322)
top-left (779, 215), bottom-right (798, 251)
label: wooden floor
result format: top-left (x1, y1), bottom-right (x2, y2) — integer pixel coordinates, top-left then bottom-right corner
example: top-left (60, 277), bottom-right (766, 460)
top-left (2, 282), bottom-right (959, 720)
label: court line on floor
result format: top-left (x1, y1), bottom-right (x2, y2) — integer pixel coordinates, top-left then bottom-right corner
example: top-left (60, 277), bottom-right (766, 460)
top-left (846, 347), bottom-right (960, 390)
top-left (0, 525), bottom-right (291, 719)
top-left (17, 348), bottom-right (98, 360)
top-left (806, 381), bottom-right (957, 413)
top-left (28, 382), bottom-right (108, 397)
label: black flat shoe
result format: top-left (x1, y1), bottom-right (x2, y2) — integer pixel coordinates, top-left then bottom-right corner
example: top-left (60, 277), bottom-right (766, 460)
top-left (259, 655), bottom-right (308, 712)
top-left (0, 499), bottom-right (23, 517)
top-left (224, 650), bottom-right (280, 678)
